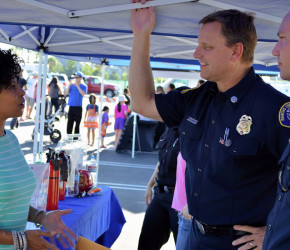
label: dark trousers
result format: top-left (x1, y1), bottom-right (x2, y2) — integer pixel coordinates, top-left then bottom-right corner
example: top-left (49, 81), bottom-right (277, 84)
top-left (186, 220), bottom-right (243, 250)
top-left (138, 186), bottom-right (178, 250)
top-left (51, 97), bottom-right (59, 114)
top-left (67, 106), bottom-right (82, 134)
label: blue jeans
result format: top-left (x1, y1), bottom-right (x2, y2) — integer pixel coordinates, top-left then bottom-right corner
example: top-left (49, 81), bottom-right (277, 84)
top-left (176, 213), bottom-right (192, 250)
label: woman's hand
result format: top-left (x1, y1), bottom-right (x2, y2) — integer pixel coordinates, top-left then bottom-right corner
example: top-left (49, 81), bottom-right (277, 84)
top-left (180, 205), bottom-right (192, 220)
top-left (25, 230), bottom-right (59, 250)
top-left (145, 185), bottom-right (153, 206)
top-left (41, 209), bottom-right (77, 248)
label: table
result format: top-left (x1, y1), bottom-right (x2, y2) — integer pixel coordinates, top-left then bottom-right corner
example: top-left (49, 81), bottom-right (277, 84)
top-left (58, 185), bottom-right (126, 249)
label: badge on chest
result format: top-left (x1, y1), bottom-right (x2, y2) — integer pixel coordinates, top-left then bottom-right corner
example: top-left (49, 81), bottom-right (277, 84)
top-left (236, 115), bottom-right (252, 135)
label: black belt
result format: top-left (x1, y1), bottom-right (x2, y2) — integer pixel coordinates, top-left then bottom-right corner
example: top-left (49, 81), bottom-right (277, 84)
top-left (195, 219), bottom-right (251, 237)
top-left (154, 181), bottom-right (175, 193)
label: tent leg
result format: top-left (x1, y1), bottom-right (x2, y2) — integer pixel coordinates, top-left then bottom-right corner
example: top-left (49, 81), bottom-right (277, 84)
top-left (96, 60), bottom-right (107, 186)
top-left (32, 49), bottom-right (44, 163)
top-left (132, 113), bottom-right (137, 158)
top-left (38, 53), bottom-right (48, 154)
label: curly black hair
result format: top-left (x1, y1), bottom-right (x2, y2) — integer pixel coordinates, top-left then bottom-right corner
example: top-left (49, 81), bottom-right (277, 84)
top-left (0, 49), bottom-right (22, 93)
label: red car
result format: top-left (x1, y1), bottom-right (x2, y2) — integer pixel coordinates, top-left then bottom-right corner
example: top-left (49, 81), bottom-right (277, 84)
top-left (84, 76), bottom-right (119, 98)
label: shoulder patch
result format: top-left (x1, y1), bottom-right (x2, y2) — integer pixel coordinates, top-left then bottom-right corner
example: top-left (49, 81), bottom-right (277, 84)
top-left (279, 102), bottom-right (290, 128)
top-left (181, 87), bottom-right (198, 94)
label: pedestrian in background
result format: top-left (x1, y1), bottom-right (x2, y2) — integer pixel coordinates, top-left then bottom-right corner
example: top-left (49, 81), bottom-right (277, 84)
top-left (66, 72), bottom-right (87, 136)
top-left (138, 127), bottom-right (179, 250)
top-left (25, 74), bottom-right (37, 119)
top-left (114, 95), bottom-right (127, 148)
top-left (84, 94), bottom-right (99, 146)
top-left (156, 86), bottom-right (165, 94)
top-left (48, 76), bottom-right (62, 115)
top-left (165, 83), bottom-right (175, 93)
top-left (100, 106), bottom-right (111, 148)
top-left (197, 79), bottom-right (205, 87)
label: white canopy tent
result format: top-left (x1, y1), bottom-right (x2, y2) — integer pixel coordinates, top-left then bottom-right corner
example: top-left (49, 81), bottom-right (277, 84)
top-left (0, 0), bottom-right (287, 182)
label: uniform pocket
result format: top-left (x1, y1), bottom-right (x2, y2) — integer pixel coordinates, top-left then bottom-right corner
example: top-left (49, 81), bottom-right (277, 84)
top-left (179, 121), bottom-right (203, 161)
top-left (220, 137), bottom-right (259, 157)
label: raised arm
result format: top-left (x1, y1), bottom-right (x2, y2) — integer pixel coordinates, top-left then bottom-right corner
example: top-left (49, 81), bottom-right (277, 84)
top-left (129, 0), bottom-right (162, 121)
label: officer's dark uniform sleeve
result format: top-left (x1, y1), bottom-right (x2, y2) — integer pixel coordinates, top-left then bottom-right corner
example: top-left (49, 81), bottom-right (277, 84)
top-left (155, 91), bottom-right (186, 128)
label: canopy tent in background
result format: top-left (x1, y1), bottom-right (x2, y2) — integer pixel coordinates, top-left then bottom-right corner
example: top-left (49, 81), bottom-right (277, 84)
top-left (0, 0), bottom-right (287, 66)
top-left (0, 0), bottom-right (287, 182)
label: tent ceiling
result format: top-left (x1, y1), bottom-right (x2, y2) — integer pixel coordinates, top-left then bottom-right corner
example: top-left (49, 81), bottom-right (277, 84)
top-left (0, 0), bottom-right (288, 67)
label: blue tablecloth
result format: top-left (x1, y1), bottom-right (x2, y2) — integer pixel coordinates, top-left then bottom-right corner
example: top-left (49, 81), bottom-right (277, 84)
top-left (58, 185), bottom-right (126, 248)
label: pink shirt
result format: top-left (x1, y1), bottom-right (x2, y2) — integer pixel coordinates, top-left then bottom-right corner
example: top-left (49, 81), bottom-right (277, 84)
top-left (172, 152), bottom-right (187, 212)
top-left (114, 104), bottom-right (127, 119)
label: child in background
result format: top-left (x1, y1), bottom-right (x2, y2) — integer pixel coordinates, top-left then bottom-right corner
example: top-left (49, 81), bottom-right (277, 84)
top-left (114, 95), bottom-right (127, 148)
top-left (84, 94), bottom-right (99, 146)
top-left (100, 106), bottom-right (111, 148)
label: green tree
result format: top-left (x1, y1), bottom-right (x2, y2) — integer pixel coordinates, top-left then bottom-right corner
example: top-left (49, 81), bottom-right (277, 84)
top-left (82, 63), bottom-right (94, 75)
top-left (92, 65), bottom-right (102, 76)
top-left (48, 57), bottom-right (63, 73)
top-left (109, 71), bottom-right (121, 80)
top-left (63, 60), bottom-right (76, 77)
top-left (122, 72), bottom-right (128, 81)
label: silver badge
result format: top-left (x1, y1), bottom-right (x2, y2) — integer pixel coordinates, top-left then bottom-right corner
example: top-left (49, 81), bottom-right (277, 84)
top-left (236, 115), bottom-right (252, 135)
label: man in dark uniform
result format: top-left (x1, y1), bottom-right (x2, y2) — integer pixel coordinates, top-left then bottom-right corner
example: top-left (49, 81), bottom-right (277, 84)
top-left (233, 11), bottom-right (290, 250)
top-left (129, 3), bottom-right (290, 250)
top-left (138, 127), bottom-right (179, 250)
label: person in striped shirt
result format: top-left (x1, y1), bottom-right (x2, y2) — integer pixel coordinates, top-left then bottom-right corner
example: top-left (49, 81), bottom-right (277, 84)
top-left (0, 49), bottom-right (76, 250)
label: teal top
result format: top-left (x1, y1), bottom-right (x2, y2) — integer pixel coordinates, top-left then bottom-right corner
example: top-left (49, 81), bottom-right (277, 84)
top-left (0, 130), bottom-right (36, 249)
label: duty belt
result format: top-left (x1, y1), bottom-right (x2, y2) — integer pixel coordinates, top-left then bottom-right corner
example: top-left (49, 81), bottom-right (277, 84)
top-left (195, 219), bottom-right (250, 237)
top-left (154, 178), bottom-right (175, 193)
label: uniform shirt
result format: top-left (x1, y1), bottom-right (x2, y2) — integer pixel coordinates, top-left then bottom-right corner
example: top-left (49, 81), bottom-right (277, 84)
top-left (68, 84), bottom-right (87, 107)
top-left (156, 127), bottom-right (180, 187)
top-left (0, 130), bottom-right (36, 250)
top-left (263, 142), bottom-right (290, 250)
top-left (155, 67), bottom-right (290, 226)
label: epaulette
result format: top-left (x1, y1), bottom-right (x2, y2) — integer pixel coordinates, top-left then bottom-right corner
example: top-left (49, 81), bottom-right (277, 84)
top-left (181, 87), bottom-right (199, 94)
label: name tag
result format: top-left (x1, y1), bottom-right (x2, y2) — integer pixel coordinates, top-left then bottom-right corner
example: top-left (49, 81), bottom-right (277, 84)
top-left (187, 116), bottom-right (198, 124)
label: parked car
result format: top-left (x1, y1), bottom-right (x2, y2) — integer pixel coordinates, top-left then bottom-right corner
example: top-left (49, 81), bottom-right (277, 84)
top-left (84, 76), bottom-right (119, 97)
top-left (48, 73), bottom-right (69, 94)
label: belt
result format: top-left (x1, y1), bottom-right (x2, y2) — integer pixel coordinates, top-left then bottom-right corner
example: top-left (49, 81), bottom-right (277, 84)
top-left (155, 183), bottom-right (175, 193)
top-left (195, 219), bottom-right (250, 237)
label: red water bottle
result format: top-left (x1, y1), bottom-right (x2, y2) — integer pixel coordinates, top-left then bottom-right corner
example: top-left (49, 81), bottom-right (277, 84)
top-left (46, 159), bottom-right (60, 210)
top-left (59, 181), bottom-right (66, 201)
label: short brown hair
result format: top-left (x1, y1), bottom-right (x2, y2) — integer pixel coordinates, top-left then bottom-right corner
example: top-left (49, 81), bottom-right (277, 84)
top-left (199, 9), bottom-right (257, 64)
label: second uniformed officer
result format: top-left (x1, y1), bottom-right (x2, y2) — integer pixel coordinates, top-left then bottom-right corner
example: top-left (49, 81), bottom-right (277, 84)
top-left (232, 10), bottom-right (290, 250)
top-left (129, 5), bottom-right (290, 250)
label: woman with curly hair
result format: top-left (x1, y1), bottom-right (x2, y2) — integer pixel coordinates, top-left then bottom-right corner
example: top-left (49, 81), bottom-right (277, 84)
top-left (0, 49), bottom-right (76, 250)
